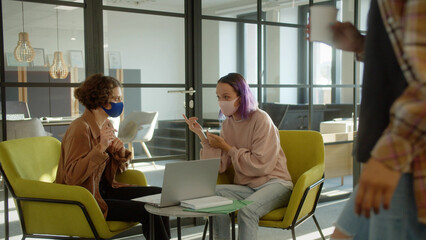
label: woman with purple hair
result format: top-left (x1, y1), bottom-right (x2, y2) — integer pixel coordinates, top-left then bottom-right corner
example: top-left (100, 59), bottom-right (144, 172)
top-left (184, 73), bottom-right (293, 240)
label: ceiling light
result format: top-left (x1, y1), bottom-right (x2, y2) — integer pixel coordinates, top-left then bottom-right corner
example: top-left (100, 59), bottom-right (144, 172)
top-left (14, 1), bottom-right (35, 63)
top-left (49, 7), bottom-right (69, 79)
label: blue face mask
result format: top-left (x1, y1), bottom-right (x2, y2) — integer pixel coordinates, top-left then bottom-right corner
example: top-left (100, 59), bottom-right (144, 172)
top-left (102, 102), bottom-right (124, 118)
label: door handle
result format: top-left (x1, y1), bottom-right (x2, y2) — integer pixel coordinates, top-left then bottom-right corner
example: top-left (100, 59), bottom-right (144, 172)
top-left (167, 87), bottom-right (196, 96)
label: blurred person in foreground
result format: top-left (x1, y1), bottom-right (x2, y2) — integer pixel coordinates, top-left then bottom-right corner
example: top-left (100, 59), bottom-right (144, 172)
top-left (308, 0), bottom-right (426, 239)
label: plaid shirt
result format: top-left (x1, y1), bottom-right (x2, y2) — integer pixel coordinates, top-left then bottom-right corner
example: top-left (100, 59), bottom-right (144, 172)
top-left (371, 0), bottom-right (426, 223)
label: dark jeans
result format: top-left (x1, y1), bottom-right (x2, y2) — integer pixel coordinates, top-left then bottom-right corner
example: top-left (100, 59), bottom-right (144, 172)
top-left (100, 184), bottom-right (170, 240)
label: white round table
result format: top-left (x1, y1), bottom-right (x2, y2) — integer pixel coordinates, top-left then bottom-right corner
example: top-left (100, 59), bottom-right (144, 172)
top-left (145, 204), bottom-right (236, 240)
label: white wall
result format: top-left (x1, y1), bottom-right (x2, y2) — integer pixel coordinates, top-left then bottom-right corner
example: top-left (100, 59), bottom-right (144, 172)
top-left (202, 21), bottom-right (220, 84)
top-left (218, 22), bottom-right (238, 78)
top-left (202, 21), bottom-right (238, 119)
top-left (104, 11), bottom-right (185, 84)
top-left (279, 6), bottom-right (299, 103)
top-left (340, 0), bottom-right (356, 104)
top-left (103, 10), bottom-right (186, 121)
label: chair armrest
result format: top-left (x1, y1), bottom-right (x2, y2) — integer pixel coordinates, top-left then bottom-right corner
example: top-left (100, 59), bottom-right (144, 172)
top-left (13, 178), bottom-right (104, 217)
top-left (217, 172), bottom-right (232, 184)
top-left (282, 164), bottom-right (324, 226)
top-left (116, 169), bottom-right (147, 186)
top-left (217, 164), bottom-right (235, 184)
top-left (11, 178), bottom-right (119, 238)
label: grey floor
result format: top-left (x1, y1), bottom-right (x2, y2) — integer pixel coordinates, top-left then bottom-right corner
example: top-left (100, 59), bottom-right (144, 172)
top-left (0, 160), bottom-right (353, 240)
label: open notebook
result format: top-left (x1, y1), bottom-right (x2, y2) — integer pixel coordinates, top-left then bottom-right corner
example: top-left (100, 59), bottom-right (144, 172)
top-left (180, 195), bottom-right (233, 210)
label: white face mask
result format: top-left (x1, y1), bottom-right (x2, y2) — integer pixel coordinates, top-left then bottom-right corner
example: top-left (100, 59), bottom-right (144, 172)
top-left (219, 97), bottom-right (239, 116)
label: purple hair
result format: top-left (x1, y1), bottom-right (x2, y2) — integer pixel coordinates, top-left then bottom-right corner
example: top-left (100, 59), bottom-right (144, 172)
top-left (218, 73), bottom-right (258, 120)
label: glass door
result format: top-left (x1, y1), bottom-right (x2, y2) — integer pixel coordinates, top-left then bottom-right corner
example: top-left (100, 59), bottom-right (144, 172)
top-left (102, 0), bottom-right (192, 166)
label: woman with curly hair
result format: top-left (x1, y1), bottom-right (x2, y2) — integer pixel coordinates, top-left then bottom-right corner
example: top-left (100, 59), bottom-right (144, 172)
top-left (56, 73), bottom-right (170, 240)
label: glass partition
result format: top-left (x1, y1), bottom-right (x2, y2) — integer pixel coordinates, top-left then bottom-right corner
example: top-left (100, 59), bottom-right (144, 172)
top-left (1, 86), bottom-right (73, 140)
top-left (121, 88), bottom-right (186, 159)
top-left (2, 0), bottom-right (85, 83)
top-left (103, 0), bottom-right (184, 14)
top-left (0, 0), bottom-right (371, 200)
top-left (103, 8), bottom-right (187, 160)
top-left (103, 11), bottom-right (185, 84)
top-left (263, 25), bottom-right (304, 85)
top-left (261, 0), bottom-right (310, 24)
top-left (202, 20), bottom-right (258, 84)
top-left (1, 0), bottom-right (85, 143)
top-left (202, 0), bottom-right (257, 20)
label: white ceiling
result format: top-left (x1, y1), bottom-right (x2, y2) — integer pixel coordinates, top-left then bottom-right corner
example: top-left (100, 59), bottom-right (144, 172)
top-left (2, 0), bottom-right (303, 34)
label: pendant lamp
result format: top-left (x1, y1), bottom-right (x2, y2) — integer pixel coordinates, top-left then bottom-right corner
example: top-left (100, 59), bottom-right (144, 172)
top-left (13, 1), bottom-right (35, 62)
top-left (49, 7), bottom-right (69, 79)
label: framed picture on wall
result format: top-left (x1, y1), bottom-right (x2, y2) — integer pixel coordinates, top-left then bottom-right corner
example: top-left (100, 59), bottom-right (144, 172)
top-left (5, 52), bottom-right (29, 67)
top-left (109, 51), bottom-right (122, 69)
top-left (32, 48), bottom-right (46, 67)
top-left (69, 50), bottom-right (84, 68)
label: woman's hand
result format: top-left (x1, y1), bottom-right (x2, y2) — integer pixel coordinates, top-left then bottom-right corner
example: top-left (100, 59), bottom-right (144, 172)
top-left (331, 21), bottom-right (365, 53)
top-left (207, 132), bottom-right (232, 152)
top-left (119, 160), bottom-right (130, 172)
top-left (98, 121), bottom-right (117, 152)
top-left (355, 159), bottom-right (401, 218)
top-left (307, 20), bottom-right (364, 54)
top-left (183, 114), bottom-right (206, 140)
top-left (108, 137), bottom-right (124, 153)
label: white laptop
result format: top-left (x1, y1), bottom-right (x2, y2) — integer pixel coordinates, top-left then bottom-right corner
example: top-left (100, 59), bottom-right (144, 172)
top-left (133, 158), bottom-right (220, 207)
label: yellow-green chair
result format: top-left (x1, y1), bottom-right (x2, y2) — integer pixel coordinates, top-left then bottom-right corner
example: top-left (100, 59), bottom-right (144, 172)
top-left (0, 136), bottom-right (148, 240)
top-left (215, 130), bottom-right (325, 240)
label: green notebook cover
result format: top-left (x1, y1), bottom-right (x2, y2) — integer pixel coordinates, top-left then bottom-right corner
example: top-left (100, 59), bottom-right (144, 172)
top-left (183, 200), bottom-right (253, 214)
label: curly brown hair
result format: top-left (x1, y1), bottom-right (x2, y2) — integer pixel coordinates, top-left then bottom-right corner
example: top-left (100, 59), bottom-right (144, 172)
top-left (74, 73), bottom-right (122, 110)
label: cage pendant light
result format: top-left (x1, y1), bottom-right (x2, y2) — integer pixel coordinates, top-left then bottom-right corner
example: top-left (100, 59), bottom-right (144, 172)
top-left (13, 1), bottom-right (35, 62)
top-left (49, 8), bottom-right (69, 79)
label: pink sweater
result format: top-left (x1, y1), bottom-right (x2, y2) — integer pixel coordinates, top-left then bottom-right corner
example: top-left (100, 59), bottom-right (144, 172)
top-left (201, 109), bottom-right (292, 188)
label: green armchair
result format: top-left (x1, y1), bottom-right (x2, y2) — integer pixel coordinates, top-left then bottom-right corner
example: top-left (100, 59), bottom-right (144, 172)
top-left (0, 136), bottom-right (147, 239)
top-left (215, 130), bottom-right (326, 240)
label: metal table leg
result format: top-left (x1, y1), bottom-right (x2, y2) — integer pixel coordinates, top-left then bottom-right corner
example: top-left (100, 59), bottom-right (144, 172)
top-left (4, 186), bottom-right (9, 240)
top-left (208, 216), bottom-right (213, 240)
top-left (231, 212), bottom-right (235, 240)
top-left (149, 213), bottom-right (154, 240)
top-left (177, 217), bottom-right (181, 240)
top-left (202, 219), bottom-right (208, 240)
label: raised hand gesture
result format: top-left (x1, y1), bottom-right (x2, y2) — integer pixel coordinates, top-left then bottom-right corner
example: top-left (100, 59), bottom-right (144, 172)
top-left (98, 120), bottom-right (117, 152)
top-left (183, 114), bottom-right (207, 140)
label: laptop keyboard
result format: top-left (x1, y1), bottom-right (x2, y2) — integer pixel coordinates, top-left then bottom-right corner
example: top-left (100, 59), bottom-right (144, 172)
top-left (137, 193), bottom-right (161, 203)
